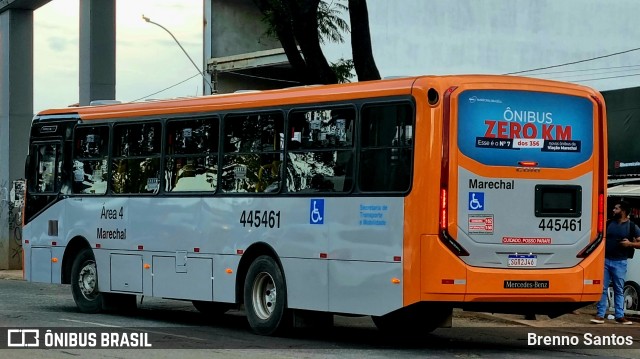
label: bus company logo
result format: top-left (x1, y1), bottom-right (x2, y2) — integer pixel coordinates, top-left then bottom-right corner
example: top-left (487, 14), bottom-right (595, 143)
top-left (468, 96), bottom-right (502, 104)
top-left (7, 329), bottom-right (40, 347)
top-left (504, 280), bottom-right (549, 289)
top-left (516, 167), bottom-right (541, 173)
top-left (39, 125), bottom-right (57, 134)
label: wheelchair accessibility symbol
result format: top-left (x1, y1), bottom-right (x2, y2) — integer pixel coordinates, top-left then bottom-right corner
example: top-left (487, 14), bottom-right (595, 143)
top-left (468, 192), bottom-right (484, 211)
top-left (310, 199), bottom-right (324, 224)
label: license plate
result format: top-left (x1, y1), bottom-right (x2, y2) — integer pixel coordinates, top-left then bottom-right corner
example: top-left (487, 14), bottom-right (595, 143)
top-left (508, 254), bottom-right (537, 267)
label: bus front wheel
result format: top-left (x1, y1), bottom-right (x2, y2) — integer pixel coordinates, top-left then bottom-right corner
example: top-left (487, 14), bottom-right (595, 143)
top-left (70, 248), bottom-right (104, 313)
top-left (243, 255), bottom-right (291, 336)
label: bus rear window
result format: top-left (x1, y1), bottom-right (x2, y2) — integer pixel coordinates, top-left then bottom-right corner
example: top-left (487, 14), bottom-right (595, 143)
top-left (457, 90), bottom-right (593, 168)
top-left (535, 185), bottom-right (582, 217)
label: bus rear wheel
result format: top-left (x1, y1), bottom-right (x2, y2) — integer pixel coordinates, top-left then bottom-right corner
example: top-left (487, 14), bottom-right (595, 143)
top-left (70, 248), bottom-right (104, 313)
top-left (243, 255), bottom-right (291, 336)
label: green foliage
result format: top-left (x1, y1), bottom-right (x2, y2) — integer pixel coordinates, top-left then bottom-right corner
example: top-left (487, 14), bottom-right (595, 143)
top-left (317, 0), bottom-right (349, 44)
top-left (255, 0), bottom-right (377, 84)
top-left (259, 0), bottom-right (289, 41)
top-left (331, 58), bottom-right (355, 83)
top-left (260, 0), bottom-right (349, 43)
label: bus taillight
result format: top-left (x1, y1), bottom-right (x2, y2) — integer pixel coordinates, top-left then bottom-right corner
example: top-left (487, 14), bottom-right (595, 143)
top-left (438, 86), bottom-right (469, 256)
top-left (577, 192), bottom-right (605, 258)
top-left (439, 86), bottom-right (456, 231)
top-left (592, 94), bottom-right (606, 235)
top-left (439, 188), bottom-right (447, 230)
top-left (575, 94), bottom-right (606, 259)
top-left (597, 193), bottom-right (604, 233)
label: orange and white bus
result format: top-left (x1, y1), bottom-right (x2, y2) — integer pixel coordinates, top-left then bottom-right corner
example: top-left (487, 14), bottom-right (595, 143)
top-left (23, 75), bottom-right (607, 335)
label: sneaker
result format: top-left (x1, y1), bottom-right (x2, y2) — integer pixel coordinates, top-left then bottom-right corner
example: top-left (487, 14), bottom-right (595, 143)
top-left (615, 317), bottom-right (633, 325)
top-left (590, 316), bottom-right (605, 324)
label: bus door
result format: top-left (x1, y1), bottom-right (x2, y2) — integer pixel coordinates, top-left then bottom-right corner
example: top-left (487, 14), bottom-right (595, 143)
top-left (25, 120), bottom-right (77, 223)
top-left (25, 141), bottom-right (63, 221)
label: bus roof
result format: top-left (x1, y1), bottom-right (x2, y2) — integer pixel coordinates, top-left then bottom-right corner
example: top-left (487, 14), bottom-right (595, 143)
top-left (36, 74), bottom-right (600, 121)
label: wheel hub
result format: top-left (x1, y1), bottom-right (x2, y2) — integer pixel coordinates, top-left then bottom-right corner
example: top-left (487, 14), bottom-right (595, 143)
top-left (78, 261), bottom-right (98, 300)
top-left (624, 285), bottom-right (638, 310)
top-left (252, 272), bottom-right (276, 320)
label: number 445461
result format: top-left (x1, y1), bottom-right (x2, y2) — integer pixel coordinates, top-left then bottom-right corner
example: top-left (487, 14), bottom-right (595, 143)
top-left (538, 218), bottom-right (582, 231)
top-left (240, 210), bottom-right (281, 229)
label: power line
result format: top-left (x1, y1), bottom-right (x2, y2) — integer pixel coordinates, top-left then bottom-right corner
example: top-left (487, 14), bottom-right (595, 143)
top-left (131, 63), bottom-right (640, 103)
top-left (129, 70), bottom-right (303, 103)
top-left (534, 67), bottom-right (640, 80)
top-left (567, 72), bottom-right (640, 83)
top-left (524, 64), bottom-right (640, 76)
top-left (129, 73), bottom-right (201, 103)
top-left (224, 70), bottom-right (302, 84)
top-left (504, 47), bottom-right (640, 75)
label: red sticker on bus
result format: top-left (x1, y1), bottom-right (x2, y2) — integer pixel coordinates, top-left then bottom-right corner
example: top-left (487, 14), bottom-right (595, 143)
top-left (502, 237), bottom-right (552, 244)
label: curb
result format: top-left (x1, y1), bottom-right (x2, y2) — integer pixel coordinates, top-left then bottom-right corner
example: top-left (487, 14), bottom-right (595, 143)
top-left (474, 312), bottom-right (640, 328)
top-left (454, 309), bottom-right (628, 328)
top-left (456, 311), bottom-right (540, 327)
top-left (471, 312), bottom-right (537, 326)
top-left (0, 270), bottom-right (24, 281)
top-left (454, 309), bottom-right (539, 326)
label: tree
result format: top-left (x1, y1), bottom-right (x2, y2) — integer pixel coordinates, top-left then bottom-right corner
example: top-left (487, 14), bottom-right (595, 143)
top-left (347, 0), bottom-right (380, 81)
top-left (254, 0), bottom-right (380, 85)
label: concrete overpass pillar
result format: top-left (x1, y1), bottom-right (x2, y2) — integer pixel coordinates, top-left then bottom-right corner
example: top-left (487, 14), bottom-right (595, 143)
top-left (79, 0), bottom-right (116, 105)
top-left (0, 9), bottom-right (33, 269)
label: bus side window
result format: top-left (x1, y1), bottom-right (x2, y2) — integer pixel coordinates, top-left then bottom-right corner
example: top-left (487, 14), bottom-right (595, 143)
top-left (286, 107), bottom-right (355, 193)
top-left (72, 126), bottom-right (109, 195)
top-left (359, 103), bottom-right (414, 192)
top-left (111, 122), bottom-right (162, 194)
top-left (221, 112), bottom-right (284, 193)
top-left (165, 117), bottom-right (219, 192)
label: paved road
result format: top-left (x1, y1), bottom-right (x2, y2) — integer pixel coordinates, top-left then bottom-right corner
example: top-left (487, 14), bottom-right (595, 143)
top-left (0, 276), bottom-right (639, 358)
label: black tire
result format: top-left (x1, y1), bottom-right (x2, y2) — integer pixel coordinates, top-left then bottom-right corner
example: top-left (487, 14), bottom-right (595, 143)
top-left (243, 255), bottom-right (291, 336)
top-left (70, 248), bottom-right (104, 313)
top-left (192, 300), bottom-right (231, 316)
top-left (624, 281), bottom-right (640, 311)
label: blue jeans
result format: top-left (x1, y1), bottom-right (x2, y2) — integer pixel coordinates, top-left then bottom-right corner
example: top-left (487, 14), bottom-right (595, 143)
top-left (596, 258), bottom-right (628, 319)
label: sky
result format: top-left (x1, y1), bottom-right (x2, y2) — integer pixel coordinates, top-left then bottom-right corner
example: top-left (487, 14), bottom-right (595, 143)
top-left (360, 0), bottom-right (640, 92)
top-left (33, 0), bottom-right (640, 114)
top-left (34, 0), bottom-right (203, 113)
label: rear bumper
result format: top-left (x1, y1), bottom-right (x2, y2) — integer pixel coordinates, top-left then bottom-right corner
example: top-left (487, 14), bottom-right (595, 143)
top-left (416, 235), bottom-right (604, 306)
